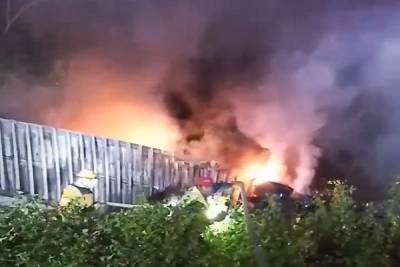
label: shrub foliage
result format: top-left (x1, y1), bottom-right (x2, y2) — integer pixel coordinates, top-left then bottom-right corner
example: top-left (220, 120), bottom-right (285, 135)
top-left (1, 181), bottom-right (400, 267)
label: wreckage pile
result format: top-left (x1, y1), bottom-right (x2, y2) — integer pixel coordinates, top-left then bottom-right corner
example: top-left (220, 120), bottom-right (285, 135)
top-left (1, 181), bottom-right (400, 267)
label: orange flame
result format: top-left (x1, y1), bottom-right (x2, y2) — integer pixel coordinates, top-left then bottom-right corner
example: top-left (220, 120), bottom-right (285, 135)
top-left (238, 157), bottom-right (286, 185)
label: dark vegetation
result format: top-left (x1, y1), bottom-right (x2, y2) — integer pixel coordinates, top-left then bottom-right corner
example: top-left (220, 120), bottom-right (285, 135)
top-left (1, 181), bottom-right (400, 266)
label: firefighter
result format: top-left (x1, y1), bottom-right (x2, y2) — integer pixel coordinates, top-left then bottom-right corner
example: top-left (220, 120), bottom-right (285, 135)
top-left (179, 176), bottom-right (214, 207)
top-left (59, 169), bottom-right (98, 208)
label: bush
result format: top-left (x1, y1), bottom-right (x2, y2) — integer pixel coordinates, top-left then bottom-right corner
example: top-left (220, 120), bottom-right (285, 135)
top-left (1, 181), bottom-right (400, 266)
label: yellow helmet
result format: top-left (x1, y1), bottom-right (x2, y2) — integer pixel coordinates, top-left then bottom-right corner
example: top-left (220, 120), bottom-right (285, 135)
top-left (76, 169), bottom-right (97, 179)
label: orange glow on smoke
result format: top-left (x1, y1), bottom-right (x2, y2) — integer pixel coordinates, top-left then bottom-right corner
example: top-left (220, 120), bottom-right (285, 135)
top-left (52, 56), bottom-right (180, 151)
top-left (66, 99), bottom-right (180, 151)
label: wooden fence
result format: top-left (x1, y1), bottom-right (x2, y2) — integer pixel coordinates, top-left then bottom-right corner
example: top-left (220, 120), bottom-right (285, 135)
top-left (0, 118), bottom-right (224, 204)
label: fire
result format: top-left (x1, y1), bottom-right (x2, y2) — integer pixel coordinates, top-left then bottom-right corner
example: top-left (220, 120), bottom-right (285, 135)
top-left (238, 156), bottom-right (287, 186)
top-left (30, 55), bottom-right (315, 195)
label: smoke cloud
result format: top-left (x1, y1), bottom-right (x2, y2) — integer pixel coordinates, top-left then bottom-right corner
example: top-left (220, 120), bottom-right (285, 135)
top-left (0, 0), bottom-right (399, 195)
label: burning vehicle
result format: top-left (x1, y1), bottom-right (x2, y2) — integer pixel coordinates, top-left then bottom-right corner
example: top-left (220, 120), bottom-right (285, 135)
top-left (215, 180), bottom-right (311, 212)
top-left (149, 173), bottom-right (311, 218)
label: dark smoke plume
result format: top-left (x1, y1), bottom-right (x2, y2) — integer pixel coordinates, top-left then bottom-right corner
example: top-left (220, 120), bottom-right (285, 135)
top-left (161, 10), bottom-right (272, 168)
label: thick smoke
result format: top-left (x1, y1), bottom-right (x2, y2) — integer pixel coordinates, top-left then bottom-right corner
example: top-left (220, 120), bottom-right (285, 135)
top-left (1, 0), bottom-right (400, 195)
top-left (161, 6), bottom-right (272, 170)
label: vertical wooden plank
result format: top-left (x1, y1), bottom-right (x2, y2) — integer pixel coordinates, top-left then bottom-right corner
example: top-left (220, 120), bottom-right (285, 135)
top-left (142, 146), bottom-right (147, 189)
top-left (99, 137), bottom-right (107, 203)
top-left (79, 133), bottom-right (85, 170)
top-left (107, 139), bottom-right (116, 202)
top-left (209, 162), bottom-right (218, 182)
top-left (179, 161), bottom-right (185, 188)
top-left (0, 121), bottom-right (5, 190)
top-left (193, 164), bottom-right (200, 179)
top-left (70, 133), bottom-right (80, 179)
top-left (92, 137), bottom-right (105, 203)
top-left (43, 127), bottom-right (56, 201)
top-left (170, 159), bottom-right (177, 188)
top-left (133, 144), bottom-right (142, 186)
top-left (163, 156), bottom-right (170, 189)
top-left (104, 138), bottom-right (110, 202)
top-left (187, 162), bottom-right (194, 186)
top-left (131, 144), bottom-right (142, 202)
top-left (181, 162), bottom-right (187, 187)
top-left (152, 149), bottom-right (157, 191)
top-left (91, 136), bottom-right (99, 201)
top-left (153, 149), bottom-right (163, 191)
top-left (57, 131), bottom-right (69, 190)
top-left (198, 165), bottom-right (203, 177)
top-left (25, 124), bottom-right (34, 195)
top-left (15, 124), bottom-right (27, 193)
top-left (115, 140), bottom-right (121, 200)
top-left (159, 152), bottom-right (165, 190)
top-left (127, 144), bottom-right (133, 204)
top-left (119, 142), bottom-right (129, 203)
top-left (177, 161), bottom-right (183, 188)
top-left (172, 160), bottom-right (179, 188)
top-left (142, 146), bottom-right (153, 196)
top-left (169, 156), bottom-right (175, 187)
top-left (31, 125), bottom-right (43, 196)
top-left (91, 136), bottom-right (97, 173)
top-left (3, 121), bottom-right (15, 191)
top-left (11, 121), bottom-right (20, 191)
top-left (39, 126), bottom-right (48, 200)
top-left (81, 135), bottom-right (94, 174)
top-left (148, 147), bottom-right (153, 192)
top-left (166, 157), bottom-right (172, 189)
top-left (160, 154), bottom-right (166, 189)
top-left (52, 128), bottom-right (61, 200)
top-left (66, 132), bottom-right (73, 184)
top-left (181, 162), bottom-right (189, 188)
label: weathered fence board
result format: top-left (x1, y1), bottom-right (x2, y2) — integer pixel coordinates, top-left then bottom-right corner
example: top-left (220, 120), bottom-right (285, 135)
top-left (0, 125), bottom-right (5, 190)
top-left (0, 118), bottom-right (218, 204)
